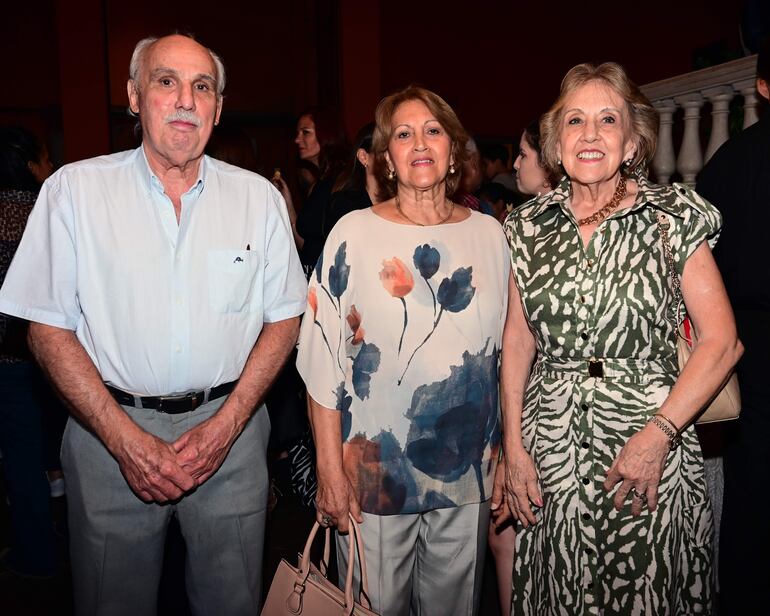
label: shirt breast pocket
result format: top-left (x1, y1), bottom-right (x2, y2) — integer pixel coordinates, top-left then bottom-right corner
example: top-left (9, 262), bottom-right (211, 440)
top-left (207, 250), bottom-right (261, 313)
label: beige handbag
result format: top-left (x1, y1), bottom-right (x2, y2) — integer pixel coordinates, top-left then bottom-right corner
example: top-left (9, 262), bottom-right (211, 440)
top-left (261, 515), bottom-right (379, 616)
top-left (658, 212), bottom-right (741, 424)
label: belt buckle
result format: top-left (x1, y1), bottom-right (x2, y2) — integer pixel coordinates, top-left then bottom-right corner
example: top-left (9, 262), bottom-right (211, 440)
top-left (588, 358), bottom-right (604, 378)
top-left (157, 391), bottom-right (201, 413)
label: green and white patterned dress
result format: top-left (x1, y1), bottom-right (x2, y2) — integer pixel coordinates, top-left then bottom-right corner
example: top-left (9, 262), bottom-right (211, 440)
top-left (503, 174), bottom-right (719, 615)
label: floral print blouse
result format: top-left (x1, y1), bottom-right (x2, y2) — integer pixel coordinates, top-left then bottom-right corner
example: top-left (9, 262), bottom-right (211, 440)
top-left (296, 208), bottom-right (510, 515)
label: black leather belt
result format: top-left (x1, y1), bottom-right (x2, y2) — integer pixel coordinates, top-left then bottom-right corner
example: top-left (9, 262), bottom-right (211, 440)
top-left (587, 359), bottom-right (604, 378)
top-left (105, 380), bottom-right (238, 414)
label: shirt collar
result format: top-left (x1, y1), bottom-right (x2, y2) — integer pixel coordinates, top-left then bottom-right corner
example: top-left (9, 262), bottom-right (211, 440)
top-left (138, 144), bottom-right (207, 199)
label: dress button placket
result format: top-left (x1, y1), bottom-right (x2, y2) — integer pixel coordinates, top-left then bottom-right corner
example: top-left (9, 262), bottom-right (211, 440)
top-left (578, 380), bottom-right (598, 613)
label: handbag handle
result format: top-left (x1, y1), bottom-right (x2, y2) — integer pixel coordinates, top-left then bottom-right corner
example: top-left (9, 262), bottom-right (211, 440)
top-left (656, 212), bottom-right (691, 344)
top-left (296, 515), bottom-right (372, 614)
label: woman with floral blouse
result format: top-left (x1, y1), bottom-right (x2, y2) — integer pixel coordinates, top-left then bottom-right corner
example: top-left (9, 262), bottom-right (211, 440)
top-left (296, 86), bottom-right (510, 615)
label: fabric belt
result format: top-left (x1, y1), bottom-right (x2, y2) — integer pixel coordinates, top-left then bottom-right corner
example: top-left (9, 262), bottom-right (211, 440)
top-left (104, 380), bottom-right (238, 414)
top-left (533, 356), bottom-right (677, 384)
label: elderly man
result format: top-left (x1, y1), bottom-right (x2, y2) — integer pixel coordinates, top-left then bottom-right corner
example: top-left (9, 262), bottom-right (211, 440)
top-left (0, 34), bottom-right (306, 615)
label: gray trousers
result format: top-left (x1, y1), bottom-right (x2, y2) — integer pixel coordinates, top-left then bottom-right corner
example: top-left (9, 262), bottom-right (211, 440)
top-left (337, 501), bottom-right (490, 616)
top-left (61, 398), bottom-right (270, 616)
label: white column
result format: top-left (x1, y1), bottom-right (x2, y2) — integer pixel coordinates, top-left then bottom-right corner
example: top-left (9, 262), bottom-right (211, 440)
top-left (703, 85), bottom-right (735, 162)
top-left (674, 93), bottom-right (704, 184)
top-left (734, 78), bottom-right (759, 128)
top-left (652, 99), bottom-right (677, 184)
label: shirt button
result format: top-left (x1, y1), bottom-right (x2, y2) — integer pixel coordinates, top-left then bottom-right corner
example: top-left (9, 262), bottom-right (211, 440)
top-left (580, 295), bottom-right (586, 303)
top-left (175, 345), bottom-right (182, 353)
top-left (582, 477), bottom-right (590, 485)
top-left (586, 259), bottom-right (594, 267)
top-left (587, 581), bottom-right (594, 589)
top-left (582, 442), bottom-right (589, 449)
top-left (582, 513), bottom-right (590, 520)
top-left (585, 547), bottom-right (593, 555)
top-left (581, 332), bottom-right (589, 340)
top-left (581, 403), bottom-right (589, 411)
top-left (176, 298), bottom-right (182, 305)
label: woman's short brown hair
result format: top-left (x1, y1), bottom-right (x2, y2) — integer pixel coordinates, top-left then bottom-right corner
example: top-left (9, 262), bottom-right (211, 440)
top-left (372, 86), bottom-right (469, 199)
top-left (540, 62), bottom-right (658, 178)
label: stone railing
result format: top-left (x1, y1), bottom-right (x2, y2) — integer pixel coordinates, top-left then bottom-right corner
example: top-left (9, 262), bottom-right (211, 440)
top-left (640, 55), bottom-right (758, 184)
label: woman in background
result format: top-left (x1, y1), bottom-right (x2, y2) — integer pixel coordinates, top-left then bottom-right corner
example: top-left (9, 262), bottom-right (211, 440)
top-left (326, 121), bottom-right (382, 232)
top-left (274, 107), bottom-right (348, 277)
top-left (488, 117), bottom-right (557, 616)
top-left (513, 119), bottom-right (561, 196)
top-left (0, 126), bottom-right (58, 578)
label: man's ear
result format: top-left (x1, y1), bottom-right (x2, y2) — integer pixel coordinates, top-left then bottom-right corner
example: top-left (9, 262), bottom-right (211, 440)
top-left (757, 78), bottom-right (769, 102)
top-left (127, 80), bottom-right (140, 114)
top-left (214, 96), bottom-right (223, 126)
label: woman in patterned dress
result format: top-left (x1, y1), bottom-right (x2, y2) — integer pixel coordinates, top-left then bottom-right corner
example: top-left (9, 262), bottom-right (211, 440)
top-left (501, 63), bottom-right (743, 615)
top-left (296, 86), bottom-right (510, 615)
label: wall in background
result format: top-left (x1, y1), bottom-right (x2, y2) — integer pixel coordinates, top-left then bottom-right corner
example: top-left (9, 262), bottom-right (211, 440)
top-left (1, 0), bottom-right (744, 166)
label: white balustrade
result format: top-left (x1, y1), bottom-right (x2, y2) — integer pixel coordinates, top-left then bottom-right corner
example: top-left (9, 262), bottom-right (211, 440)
top-left (640, 55), bottom-right (758, 184)
top-left (703, 86), bottom-right (734, 162)
top-left (734, 78), bottom-right (760, 128)
top-left (652, 99), bottom-right (677, 184)
top-left (674, 93), bottom-right (704, 184)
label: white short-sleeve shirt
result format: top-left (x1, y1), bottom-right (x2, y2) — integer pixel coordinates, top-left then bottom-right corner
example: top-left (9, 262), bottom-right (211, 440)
top-left (0, 146), bottom-right (306, 395)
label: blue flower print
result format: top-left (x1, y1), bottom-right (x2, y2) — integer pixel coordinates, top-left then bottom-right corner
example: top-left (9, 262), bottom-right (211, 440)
top-left (404, 341), bottom-right (500, 499)
top-left (346, 430), bottom-right (419, 514)
top-left (437, 267), bottom-right (475, 312)
top-left (398, 266), bottom-right (477, 384)
top-left (352, 342), bottom-right (381, 400)
top-left (314, 251), bottom-right (323, 283)
top-left (413, 244), bottom-right (440, 317)
top-left (328, 242), bottom-right (350, 299)
top-left (335, 382), bottom-right (353, 441)
top-left (413, 244), bottom-right (440, 279)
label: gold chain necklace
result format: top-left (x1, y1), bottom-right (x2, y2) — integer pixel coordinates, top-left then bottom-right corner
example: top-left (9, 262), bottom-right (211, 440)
top-left (576, 176), bottom-right (627, 226)
top-left (395, 195), bottom-right (455, 226)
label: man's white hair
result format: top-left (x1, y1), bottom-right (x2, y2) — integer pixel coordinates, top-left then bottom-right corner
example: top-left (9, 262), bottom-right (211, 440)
top-left (128, 35), bottom-right (227, 100)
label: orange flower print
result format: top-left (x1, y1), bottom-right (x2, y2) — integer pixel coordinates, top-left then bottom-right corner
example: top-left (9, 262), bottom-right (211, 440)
top-left (307, 287), bottom-right (318, 315)
top-left (379, 257), bottom-right (414, 298)
top-left (346, 304), bottom-right (365, 345)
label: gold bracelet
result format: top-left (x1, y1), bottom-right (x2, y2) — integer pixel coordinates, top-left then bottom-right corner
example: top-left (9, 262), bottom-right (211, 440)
top-left (654, 412), bottom-right (681, 433)
top-left (649, 416), bottom-right (682, 451)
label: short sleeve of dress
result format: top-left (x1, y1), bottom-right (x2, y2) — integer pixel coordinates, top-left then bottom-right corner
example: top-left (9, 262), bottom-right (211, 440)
top-left (671, 183), bottom-right (723, 274)
top-left (295, 224), bottom-right (348, 411)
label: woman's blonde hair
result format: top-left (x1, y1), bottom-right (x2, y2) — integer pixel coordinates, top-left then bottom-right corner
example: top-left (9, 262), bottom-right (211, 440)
top-left (540, 62), bottom-right (658, 177)
top-left (372, 86), bottom-right (469, 198)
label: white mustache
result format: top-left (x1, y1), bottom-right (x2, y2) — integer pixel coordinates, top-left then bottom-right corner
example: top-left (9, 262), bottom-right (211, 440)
top-left (164, 110), bottom-right (202, 127)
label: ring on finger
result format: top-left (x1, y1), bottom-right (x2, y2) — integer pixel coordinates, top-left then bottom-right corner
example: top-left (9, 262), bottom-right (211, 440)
top-left (630, 488), bottom-right (648, 505)
top-left (321, 514), bottom-right (332, 526)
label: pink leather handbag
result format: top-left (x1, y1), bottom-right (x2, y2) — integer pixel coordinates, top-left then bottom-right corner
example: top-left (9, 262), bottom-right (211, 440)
top-left (261, 515), bottom-right (379, 615)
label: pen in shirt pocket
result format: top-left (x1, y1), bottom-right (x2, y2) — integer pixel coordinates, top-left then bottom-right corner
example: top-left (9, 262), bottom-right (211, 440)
top-left (246, 244), bottom-right (250, 251)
